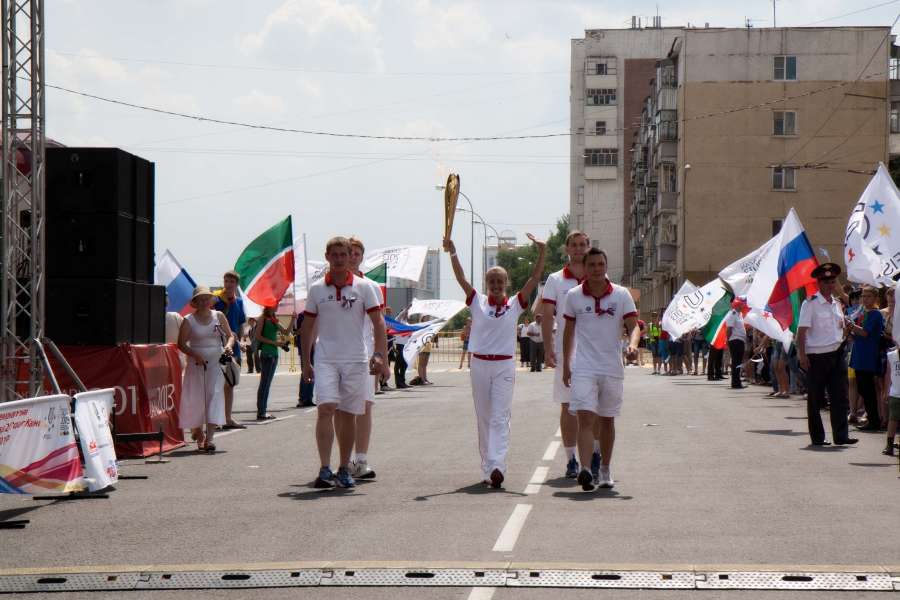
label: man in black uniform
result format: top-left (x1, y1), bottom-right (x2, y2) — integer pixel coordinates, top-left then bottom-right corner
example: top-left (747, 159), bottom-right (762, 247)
top-left (796, 263), bottom-right (858, 447)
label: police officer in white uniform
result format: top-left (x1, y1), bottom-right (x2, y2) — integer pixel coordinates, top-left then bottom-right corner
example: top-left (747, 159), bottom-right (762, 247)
top-left (797, 263), bottom-right (858, 447)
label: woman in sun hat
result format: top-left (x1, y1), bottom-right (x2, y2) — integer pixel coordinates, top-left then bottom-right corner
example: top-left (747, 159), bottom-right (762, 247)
top-left (177, 285), bottom-right (236, 453)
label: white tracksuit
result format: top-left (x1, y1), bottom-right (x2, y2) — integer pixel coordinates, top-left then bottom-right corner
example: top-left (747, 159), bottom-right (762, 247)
top-left (465, 290), bottom-right (527, 479)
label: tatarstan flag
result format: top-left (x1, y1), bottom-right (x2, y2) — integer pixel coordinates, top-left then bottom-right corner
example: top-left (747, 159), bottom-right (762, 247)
top-left (703, 289), bottom-right (734, 350)
top-left (365, 262), bottom-right (387, 304)
top-left (234, 216), bottom-right (295, 308)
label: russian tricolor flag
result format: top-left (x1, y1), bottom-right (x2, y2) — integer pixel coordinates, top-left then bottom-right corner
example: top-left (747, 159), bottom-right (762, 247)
top-left (154, 250), bottom-right (197, 316)
top-left (747, 208), bottom-right (819, 334)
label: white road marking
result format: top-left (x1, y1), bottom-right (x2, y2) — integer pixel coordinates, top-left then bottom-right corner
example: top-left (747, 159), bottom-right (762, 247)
top-left (467, 587), bottom-right (496, 600)
top-left (554, 427), bottom-right (561, 438)
top-left (492, 504), bottom-right (532, 552)
top-left (523, 466), bottom-right (549, 495)
top-left (304, 407), bottom-right (316, 413)
top-left (542, 440), bottom-right (560, 461)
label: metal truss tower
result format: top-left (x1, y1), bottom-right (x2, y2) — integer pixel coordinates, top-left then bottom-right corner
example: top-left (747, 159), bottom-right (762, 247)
top-left (0, 0), bottom-right (45, 401)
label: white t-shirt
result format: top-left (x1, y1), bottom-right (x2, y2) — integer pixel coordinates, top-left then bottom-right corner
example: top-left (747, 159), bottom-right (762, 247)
top-left (541, 265), bottom-right (583, 352)
top-left (724, 310), bottom-right (747, 342)
top-left (563, 280), bottom-right (638, 379)
top-left (526, 322), bottom-right (543, 343)
top-left (466, 290), bottom-right (527, 357)
top-left (305, 272), bottom-right (380, 363)
top-left (797, 293), bottom-right (844, 354)
top-left (356, 273), bottom-right (384, 354)
top-left (888, 349), bottom-right (900, 397)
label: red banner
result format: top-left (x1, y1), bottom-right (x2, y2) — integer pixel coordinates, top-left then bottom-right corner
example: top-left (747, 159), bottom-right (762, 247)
top-left (48, 344), bottom-right (185, 458)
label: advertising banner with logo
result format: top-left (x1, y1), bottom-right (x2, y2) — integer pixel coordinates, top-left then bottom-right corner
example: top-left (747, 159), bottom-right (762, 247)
top-left (0, 394), bottom-right (84, 495)
top-left (49, 344), bottom-right (185, 458)
top-left (73, 388), bottom-right (119, 492)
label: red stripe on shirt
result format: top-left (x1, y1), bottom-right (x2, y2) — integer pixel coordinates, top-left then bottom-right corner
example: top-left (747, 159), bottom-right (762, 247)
top-left (516, 292), bottom-right (527, 309)
top-left (564, 314), bottom-right (575, 322)
top-left (303, 311), bottom-right (318, 318)
top-left (366, 306), bottom-right (380, 314)
top-left (542, 298), bottom-right (557, 305)
top-left (623, 311), bottom-right (639, 319)
top-left (465, 289), bottom-right (476, 306)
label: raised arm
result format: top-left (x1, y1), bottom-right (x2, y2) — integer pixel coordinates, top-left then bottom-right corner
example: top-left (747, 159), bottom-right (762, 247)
top-left (443, 237), bottom-right (474, 298)
top-left (517, 233), bottom-right (547, 300)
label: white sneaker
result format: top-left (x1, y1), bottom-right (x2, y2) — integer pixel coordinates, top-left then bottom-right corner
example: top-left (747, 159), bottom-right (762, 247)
top-left (350, 460), bottom-right (376, 479)
top-left (599, 466), bottom-right (614, 488)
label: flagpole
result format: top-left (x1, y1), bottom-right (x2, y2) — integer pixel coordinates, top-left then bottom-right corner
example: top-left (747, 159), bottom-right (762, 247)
top-left (302, 233), bottom-right (311, 308)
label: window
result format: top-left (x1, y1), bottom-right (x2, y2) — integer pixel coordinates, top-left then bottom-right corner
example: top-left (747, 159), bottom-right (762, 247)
top-left (586, 88), bottom-right (617, 105)
top-left (595, 121), bottom-right (607, 135)
top-left (892, 102), bottom-right (900, 134)
top-left (772, 219), bottom-right (783, 236)
top-left (592, 239), bottom-right (600, 249)
top-left (577, 185), bottom-right (584, 205)
top-left (772, 166), bottom-right (796, 190)
top-left (773, 111), bottom-right (797, 136)
top-left (587, 57), bottom-right (616, 76)
top-left (660, 163), bottom-right (677, 193)
top-left (774, 55), bottom-right (797, 81)
top-left (584, 148), bottom-right (618, 167)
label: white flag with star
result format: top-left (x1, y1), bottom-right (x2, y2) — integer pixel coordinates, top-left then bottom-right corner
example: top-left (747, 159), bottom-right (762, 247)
top-left (661, 278), bottom-right (729, 338)
top-left (845, 162), bottom-right (900, 285)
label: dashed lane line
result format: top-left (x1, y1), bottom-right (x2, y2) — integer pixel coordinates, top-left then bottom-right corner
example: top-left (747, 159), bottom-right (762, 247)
top-left (523, 466), bottom-right (549, 495)
top-left (492, 504), bottom-right (533, 553)
top-left (542, 440), bottom-right (560, 461)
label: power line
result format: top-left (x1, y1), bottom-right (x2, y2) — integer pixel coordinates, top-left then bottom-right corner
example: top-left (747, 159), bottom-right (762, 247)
top-left (49, 49), bottom-right (569, 78)
top-left (45, 81), bottom-right (568, 143)
top-left (801, 0), bottom-right (900, 26)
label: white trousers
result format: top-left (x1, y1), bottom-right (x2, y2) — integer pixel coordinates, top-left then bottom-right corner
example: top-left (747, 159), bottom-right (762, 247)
top-left (470, 357), bottom-right (516, 479)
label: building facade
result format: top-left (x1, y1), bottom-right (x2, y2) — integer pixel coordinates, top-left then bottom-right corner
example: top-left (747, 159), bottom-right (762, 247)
top-left (582, 26), bottom-right (891, 317)
top-left (570, 22), bottom-right (684, 283)
top-left (386, 248), bottom-right (441, 313)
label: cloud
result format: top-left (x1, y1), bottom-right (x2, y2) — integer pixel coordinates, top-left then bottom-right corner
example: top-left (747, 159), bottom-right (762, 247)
top-left (412, 1), bottom-right (491, 51)
top-left (234, 90), bottom-right (287, 116)
top-left (238, 0), bottom-right (384, 72)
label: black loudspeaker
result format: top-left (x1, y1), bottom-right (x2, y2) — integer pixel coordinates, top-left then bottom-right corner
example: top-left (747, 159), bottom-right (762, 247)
top-left (47, 148), bottom-right (136, 216)
top-left (148, 285), bottom-right (166, 344)
top-left (132, 283), bottom-right (150, 344)
top-left (47, 213), bottom-right (135, 280)
top-left (133, 158), bottom-right (154, 222)
top-left (134, 218), bottom-right (153, 284)
top-left (47, 279), bottom-right (134, 345)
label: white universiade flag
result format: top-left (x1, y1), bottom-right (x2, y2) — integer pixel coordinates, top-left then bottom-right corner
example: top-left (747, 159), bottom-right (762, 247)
top-left (844, 162), bottom-right (900, 285)
top-left (744, 307), bottom-right (793, 351)
top-left (407, 298), bottom-right (467, 322)
top-left (662, 279), bottom-right (729, 338)
top-left (361, 246), bottom-right (429, 284)
top-left (718, 236), bottom-right (778, 297)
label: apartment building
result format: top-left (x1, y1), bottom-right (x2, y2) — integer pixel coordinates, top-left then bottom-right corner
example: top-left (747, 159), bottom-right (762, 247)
top-left (570, 20), bottom-right (684, 283)
top-left (589, 26), bottom-right (890, 316)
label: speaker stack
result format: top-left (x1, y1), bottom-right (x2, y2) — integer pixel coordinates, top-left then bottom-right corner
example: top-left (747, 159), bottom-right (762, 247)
top-left (46, 147), bottom-right (166, 345)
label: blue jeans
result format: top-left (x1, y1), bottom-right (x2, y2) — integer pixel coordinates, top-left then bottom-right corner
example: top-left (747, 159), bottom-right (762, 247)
top-left (256, 354), bottom-right (278, 417)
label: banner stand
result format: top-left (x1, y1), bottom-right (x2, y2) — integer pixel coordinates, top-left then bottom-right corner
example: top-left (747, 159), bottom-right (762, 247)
top-left (26, 341), bottom-right (111, 504)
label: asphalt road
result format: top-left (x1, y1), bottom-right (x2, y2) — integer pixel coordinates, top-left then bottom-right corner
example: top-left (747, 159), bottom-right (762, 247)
top-left (2, 362), bottom-right (898, 599)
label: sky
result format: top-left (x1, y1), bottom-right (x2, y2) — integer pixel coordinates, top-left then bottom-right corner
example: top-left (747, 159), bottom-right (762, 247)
top-left (46, 0), bottom-right (899, 300)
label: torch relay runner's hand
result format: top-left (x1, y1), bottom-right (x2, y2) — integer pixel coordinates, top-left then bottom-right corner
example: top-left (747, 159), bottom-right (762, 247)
top-left (562, 364), bottom-right (572, 388)
top-left (545, 348), bottom-right (557, 369)
top-left (626, 346), bottom-right (638, 362)
top-left (443, 238), bottom-right (456, 254)
top-left (525, 232), bottom-right (546, 248)
top-left (301, 364), bottom-right (314, 384)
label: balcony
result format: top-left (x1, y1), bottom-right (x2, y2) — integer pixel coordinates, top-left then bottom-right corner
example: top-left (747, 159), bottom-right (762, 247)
top-left (658, 190), bottom-right (677, 212)
top-left (656, 87), bottom-right (677, 112)
top-left (657, 121), bottom-right (677, 143)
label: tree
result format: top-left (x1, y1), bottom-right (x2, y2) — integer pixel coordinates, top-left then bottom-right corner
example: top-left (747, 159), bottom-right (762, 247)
top-left (496, 215), bottom-right (569, 294)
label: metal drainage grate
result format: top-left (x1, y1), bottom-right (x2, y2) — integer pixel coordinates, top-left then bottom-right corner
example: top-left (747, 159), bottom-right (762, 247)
top-left (0, 568), bottom-right (896, 593)
top-left (696, 572), bottom-right (894, 591)
top-left (320, 569), bottom-right (508, 587)
top-left (508, 570), bottom-right (694, 589)
top-left (0, 572), bottom-right (142, 594)
top-left (134, 570), bottom-right (322, 589)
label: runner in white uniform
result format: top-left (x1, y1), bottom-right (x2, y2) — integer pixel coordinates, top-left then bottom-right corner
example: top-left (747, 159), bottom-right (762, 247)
top-left (348, 236), bottom-right (384, 480)
top-left (562, 248), bottom-right (640, 492)
top-left (300, 236), bottom-right (390, 490)
top-left (541, 230), bottom-right (591, 480)
top-left (444, 233), bottom-right (546, 488)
